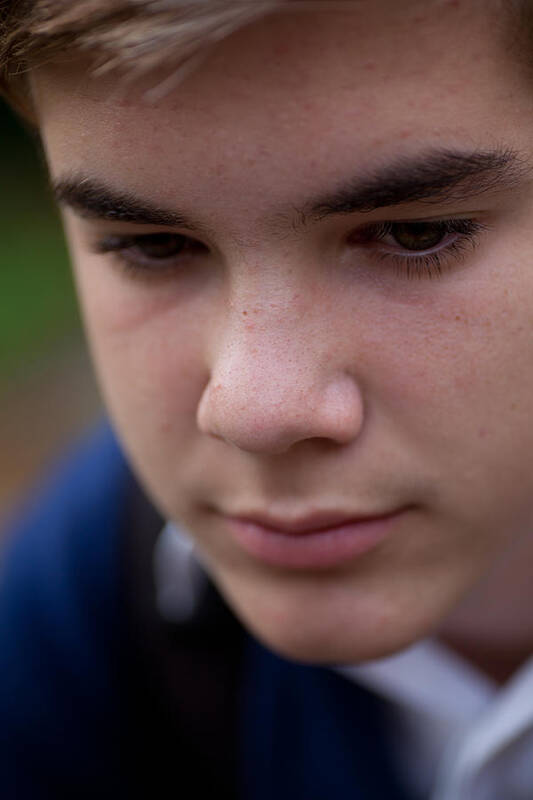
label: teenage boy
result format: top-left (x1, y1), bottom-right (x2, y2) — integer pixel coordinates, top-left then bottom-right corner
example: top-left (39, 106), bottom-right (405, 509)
top-left (2, 1), bottom-right (533, 798)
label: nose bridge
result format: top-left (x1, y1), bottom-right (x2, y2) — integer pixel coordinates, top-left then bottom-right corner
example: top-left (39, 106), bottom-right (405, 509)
top-left (221, 262), bottom-right (322, 373)
top-left (209, 289), bottom-right (315, 401)
top-left (197, 290), bottom-right (364, 454)
top-left (219, 303), bottom-right (312, 405)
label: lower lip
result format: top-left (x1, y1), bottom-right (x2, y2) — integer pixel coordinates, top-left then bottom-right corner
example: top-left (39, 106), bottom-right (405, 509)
top-left (224, 512), bottom-right (406, 570)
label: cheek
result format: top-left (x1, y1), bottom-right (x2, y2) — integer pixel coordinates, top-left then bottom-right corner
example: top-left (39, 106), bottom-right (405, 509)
top-left (71, 255), bottom-right (213, 455)
top-left (370, 274), bottom-right (533, 528)
top-left (362, 267), bottom-right (533, 420)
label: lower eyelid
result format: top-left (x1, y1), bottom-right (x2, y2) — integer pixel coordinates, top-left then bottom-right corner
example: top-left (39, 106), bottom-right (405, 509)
top-left (352, 220), bottom-right (487, 280)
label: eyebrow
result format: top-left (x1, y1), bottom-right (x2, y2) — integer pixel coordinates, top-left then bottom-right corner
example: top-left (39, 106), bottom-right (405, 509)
top-left (302, 147), bottom-right (528, 221)
top-left (53, 175), bottom-right (202, 229)
top-left (53, 147), bottom-right (528, 231)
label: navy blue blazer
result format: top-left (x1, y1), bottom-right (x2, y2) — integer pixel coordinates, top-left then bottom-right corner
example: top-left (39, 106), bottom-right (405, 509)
top-left (0, 423), bottom-right (415, 799)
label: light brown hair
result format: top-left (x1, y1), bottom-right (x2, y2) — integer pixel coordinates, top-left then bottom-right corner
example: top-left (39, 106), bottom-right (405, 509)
top-left (0, 1), bottom-right (297, 117)
top-left (1, 0), bottom-right (529, 120)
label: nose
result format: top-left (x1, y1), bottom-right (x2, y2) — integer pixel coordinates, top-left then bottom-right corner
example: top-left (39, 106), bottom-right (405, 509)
top-left (196, 311), bottom-right (364, 456)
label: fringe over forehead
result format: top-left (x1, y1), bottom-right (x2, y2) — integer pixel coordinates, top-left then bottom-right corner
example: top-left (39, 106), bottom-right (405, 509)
top-left (0, 0), bottom-right (299, 116)
top-left (0, 0), bottom-right (530, 118)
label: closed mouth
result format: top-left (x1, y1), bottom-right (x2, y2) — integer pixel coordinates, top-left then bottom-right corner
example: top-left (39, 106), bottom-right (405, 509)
top-left (223, 508), bottom-right (406, 535)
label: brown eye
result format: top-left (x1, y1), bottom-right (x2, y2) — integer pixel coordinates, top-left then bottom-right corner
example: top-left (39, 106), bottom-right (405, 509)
top-left (389, 221), bottom-right (447, 251)
top-left (133, 233), bottom-right (191, 259)
top-left (93, 231), bottom-right (209, 276)
top-left (349, 216), bottom-right (486, 280)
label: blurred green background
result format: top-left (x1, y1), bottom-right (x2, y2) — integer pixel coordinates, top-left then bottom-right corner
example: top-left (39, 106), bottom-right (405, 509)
top-left (1, 99), bottom-right (101, 523)
top-left (1, 102), bottom-right (78, 375)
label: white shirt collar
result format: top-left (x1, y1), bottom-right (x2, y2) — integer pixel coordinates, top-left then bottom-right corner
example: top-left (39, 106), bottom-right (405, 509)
top-left (154, 522), bottom-right (533, 799)
top-left (338, 625), bottom-right (533, 799)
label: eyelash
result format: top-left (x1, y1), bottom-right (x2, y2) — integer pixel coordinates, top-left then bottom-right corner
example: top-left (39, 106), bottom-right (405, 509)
top-left (92, 218), bottom-right (486, 281)
top-left (351, 218), bottom-right (486, 279)
top-left (92, 233), bottom-right (206, 278)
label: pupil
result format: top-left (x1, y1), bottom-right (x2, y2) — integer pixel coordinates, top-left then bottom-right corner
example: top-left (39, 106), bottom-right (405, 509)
top-left (139, 234), bottom-right (184, 258)
top-left (392, 222), bottom-right (446, 251)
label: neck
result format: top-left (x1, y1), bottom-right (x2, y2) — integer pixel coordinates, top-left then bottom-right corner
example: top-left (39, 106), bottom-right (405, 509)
top-left (437, 528), bottom-right (533, 685)
top-left (438, 633), bottom-right (531, 685)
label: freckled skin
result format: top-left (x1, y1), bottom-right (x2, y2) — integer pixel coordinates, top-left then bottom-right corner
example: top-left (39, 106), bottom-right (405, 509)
top-left (32, 0), bottom-right (533, 670)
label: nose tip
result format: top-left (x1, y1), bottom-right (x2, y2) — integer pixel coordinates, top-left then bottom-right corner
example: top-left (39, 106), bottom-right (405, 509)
top-left (197, 370), bottom-right (364, 455)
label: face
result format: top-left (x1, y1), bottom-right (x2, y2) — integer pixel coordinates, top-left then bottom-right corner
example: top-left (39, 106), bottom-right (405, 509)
top-left (32, 0), bottom-right (533, 664)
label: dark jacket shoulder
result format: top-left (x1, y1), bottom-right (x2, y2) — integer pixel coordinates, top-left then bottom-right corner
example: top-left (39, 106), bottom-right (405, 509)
top-left (0, 422), bottom-right (134, 798)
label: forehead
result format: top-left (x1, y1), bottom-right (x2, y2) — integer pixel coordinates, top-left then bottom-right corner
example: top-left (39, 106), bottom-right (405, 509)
top-left (32, 0), bottom-right (532, 228)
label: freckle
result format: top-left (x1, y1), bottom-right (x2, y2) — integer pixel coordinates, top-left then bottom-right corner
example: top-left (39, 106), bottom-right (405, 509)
top-left (242, 310), bottom-right (248, 316)
top-left (455, 315), bottom-right (461, 321)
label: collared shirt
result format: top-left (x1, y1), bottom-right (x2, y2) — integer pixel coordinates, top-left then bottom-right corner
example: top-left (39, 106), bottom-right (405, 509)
top-left (340, 642), bottom-right (533, 799)
top-left (154, 522), bottom-right (533, 800)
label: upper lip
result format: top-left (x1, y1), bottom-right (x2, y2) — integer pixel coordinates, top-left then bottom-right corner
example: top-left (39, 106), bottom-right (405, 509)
top-left (223, 508), bottom-right (405, 535)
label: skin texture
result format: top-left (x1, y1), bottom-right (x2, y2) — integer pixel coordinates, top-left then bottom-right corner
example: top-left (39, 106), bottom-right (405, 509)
top-left (31, 0), bottom-right (533, 673)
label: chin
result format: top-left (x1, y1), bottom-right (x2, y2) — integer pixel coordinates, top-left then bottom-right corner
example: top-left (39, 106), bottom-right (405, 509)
top-left (213, 568), bottom-right (435, 667)
top-left (246, 616), bottom-right (425, 666)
